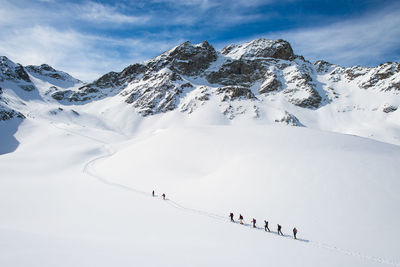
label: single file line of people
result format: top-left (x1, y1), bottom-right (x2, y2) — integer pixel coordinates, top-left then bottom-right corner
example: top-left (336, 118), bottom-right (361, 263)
top-left (230, 212), bottom-right (299, 240)
top-left (152, 192), bottom-right (299, 240)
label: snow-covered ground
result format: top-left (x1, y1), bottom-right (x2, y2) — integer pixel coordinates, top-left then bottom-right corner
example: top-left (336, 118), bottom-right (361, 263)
top-left (1, 108), bottom-right (400, 266)
top-left (1, 50), bottom-right (400, 266)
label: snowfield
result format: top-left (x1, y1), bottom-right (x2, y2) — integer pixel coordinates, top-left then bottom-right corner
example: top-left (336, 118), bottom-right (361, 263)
top-left (1, 41), bottom-right (400, 266)
top-left (1, 114), bottom-right (400, 267)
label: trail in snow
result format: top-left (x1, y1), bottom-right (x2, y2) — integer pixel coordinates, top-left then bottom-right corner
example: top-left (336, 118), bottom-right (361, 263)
top-left (51, 122), bottom-right (400, 267)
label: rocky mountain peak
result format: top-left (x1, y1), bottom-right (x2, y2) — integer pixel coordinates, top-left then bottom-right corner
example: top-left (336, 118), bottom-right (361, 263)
top-left (147, 40), bottom-right (218, 76)
top-left (25, 64), bottom-right (81, 84)
top-left (0, 56), bottom-right (34, 91)
top-left (221, 38), bottom-right (295, 61)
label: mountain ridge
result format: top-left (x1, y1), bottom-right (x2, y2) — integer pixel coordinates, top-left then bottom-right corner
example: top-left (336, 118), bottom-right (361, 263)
top-left (0, 38), bottom-right (399, 144)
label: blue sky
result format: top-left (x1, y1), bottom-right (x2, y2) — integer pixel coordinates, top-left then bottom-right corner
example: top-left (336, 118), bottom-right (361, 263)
top-left (0, 0), bottom-right (399, 81)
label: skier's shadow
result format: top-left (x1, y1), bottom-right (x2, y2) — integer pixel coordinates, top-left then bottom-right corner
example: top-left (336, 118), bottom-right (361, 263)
top-left (236, 223), bottom-right (310, 243)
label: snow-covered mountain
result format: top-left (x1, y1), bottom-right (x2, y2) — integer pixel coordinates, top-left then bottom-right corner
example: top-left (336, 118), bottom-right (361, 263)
top-left (2, 38), bottom-right (399, 144)
top-left (49, 38), bottom-right (399, 117)
top-left (1, 39), bottom-right (400, 267)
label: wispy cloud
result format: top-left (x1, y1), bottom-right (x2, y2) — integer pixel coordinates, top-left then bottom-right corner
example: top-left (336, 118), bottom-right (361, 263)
top-left (0, 0), bottom-right (398, 82)
top-left (268, 4), bottom-right (400, 66)
top-left (0, 22), bottom-right (183, 81)
top-left (78, 1), bottom-right (150, 25)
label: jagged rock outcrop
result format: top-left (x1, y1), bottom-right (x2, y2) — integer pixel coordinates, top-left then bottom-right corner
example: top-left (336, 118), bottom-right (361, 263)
top-left (275, 111), bottom-right (302, 126)
top-left (216, 86), bottom-right (256, 101)
top-left (0, 56), bottom-right (35, 91)
top-left (25, 64), bottom-right (81, 84)
top-left (259, 72), bottom-right (282, 94)
top-left (36, 38), bottom-right (398, 121)
top-left (148, 41), bottom-right (217, 76)
top-left (123, 72), bottom-right (188, 116)
top-left (207, 59), bottom-right (267, 86)
top-left (221, 38), bottom-right (295, 60)
top-left (0, 93), bottom-right (25, 121)
top-left (383, 104), bottom-right (398, 113)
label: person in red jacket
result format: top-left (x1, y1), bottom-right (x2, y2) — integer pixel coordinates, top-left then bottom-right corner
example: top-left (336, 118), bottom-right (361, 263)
top-left (162, 193), bottom-right (166, 200)
top-left (293, 227), bottom-right (298, 239)
top-left (251, 218), bottom-right (256, 228)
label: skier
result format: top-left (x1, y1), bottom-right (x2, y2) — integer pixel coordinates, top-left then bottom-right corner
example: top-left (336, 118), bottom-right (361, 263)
top-left (251, 218), bottom-right (256, 228)
top-left (277, 224), bottom-right (283, 235)
top-left (152, 190), bottom-right (155, 197)
top-left (162, 193), bottom-right (166, 200)
top-left (229, 213), bottom-right (234, 222)
top-left (239, 214), bottom-right (244, 224)
top-left (293, 227), bottom-right (298, 239)
top-left (264, 220), bottom-right (270, 232)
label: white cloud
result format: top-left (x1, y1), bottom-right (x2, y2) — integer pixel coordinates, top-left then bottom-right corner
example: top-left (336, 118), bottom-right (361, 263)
top-left (270, 7), bottom-right (400, 66)
top-left (78, 1), bottom-right (150, 25)
top-left (0, 24), bottom-right (182, 81)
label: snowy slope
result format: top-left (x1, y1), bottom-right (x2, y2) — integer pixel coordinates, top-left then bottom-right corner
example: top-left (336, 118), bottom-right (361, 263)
top-left (1, 116), bottom-right (400, 267)
top-left (1, 38), bottom-right (400, 267)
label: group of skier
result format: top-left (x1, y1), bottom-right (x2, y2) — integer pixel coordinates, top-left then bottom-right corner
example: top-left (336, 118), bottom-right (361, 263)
top-left (152, 190), bottom-right (298, 240)
top-left (229, 212), bottom-right (298, 239)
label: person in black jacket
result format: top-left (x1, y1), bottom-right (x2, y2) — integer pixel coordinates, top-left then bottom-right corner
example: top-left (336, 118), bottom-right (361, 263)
top-left (239, 214), bottom-right (244, 224)
top-left (293, 227), bottom-right (298, 239)
top-left (229, 213), bottom-right (234, 222)
top-left (277, 224), bottom-right (283, 235)
top-left (264, 220), bottom-right (270, 232)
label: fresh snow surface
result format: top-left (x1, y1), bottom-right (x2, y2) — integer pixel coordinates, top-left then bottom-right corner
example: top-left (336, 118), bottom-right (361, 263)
top-left (1, 107), bottom-right (400, 267)
top-left (1, 58), bottom-right (400, 267)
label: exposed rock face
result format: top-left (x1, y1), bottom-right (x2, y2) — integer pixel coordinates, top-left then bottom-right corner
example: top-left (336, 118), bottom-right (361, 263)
top-left (314, 60), bottom-right (334, 73)
top-left (0, 95), bottom-right (25, 121)
top-left (207, 59), bottom-right (267, 86)
top-left (148, 41), bottom-right (218, 76)
top-left (0, 56), bottom-right (35, 91)
top-left (124, 72), bottom-right (186, 116)
top-left (216, 86), bottom-right (256, 101)
top-left (359, 62), bottom-right (400, 91)
top-left (275, 111), bottom-right (302, 126)
top-left (0, 106), bottom-right (25, 120)
top-left (221, 39), bottom-right (295, 60)
top-left (383, 105), bottom-right (398, 113)
top-left (42, 38), bottom-right (399, 121)
top-left (259, 72), bottom-right (282, 94)
top-left (25, 64), bottom-right (81, 83)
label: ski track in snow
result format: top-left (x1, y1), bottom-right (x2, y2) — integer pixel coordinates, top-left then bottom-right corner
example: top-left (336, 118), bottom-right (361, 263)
top-left (51, 122), bottom-right (400, 267)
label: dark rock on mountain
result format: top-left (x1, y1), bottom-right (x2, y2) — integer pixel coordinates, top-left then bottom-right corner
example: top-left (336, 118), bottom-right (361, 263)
top-left (124, 72), bottom-right (185, 116)
top-left (207, 59), bottom-right (267, 86)
top-left (221, 39), bottom-right (295, 61)
top-left (359, 62), bottom-right (400, 91)
top-left (275, 111), bottom-right (302, 126)
top-left (0, 56), bottom-right (35, 91)
top-left (259, 73), bottom-right (282, 94)
top-left (0, 104), bottom-right (25, 121)
top-left (216, 86), bottom-right (256, 101)
top-left (383, 105), bottom-right (398, 113)
top-left (148, 41), bottom-right (217, 76)
top-left (314, 60), bottom-right (334, 73)
top-left (25, 64), bottom-right (80, 84)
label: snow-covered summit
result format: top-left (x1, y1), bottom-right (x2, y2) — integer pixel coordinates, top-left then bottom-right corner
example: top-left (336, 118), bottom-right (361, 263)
top-left (221, 38), bottom-right (295, 60)
top-left (0, 56), bottom-right (35, 92)
top-left (1, 38), bottom-right (399, 144)
top-left (25, 64), bottom-right (82, 88)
